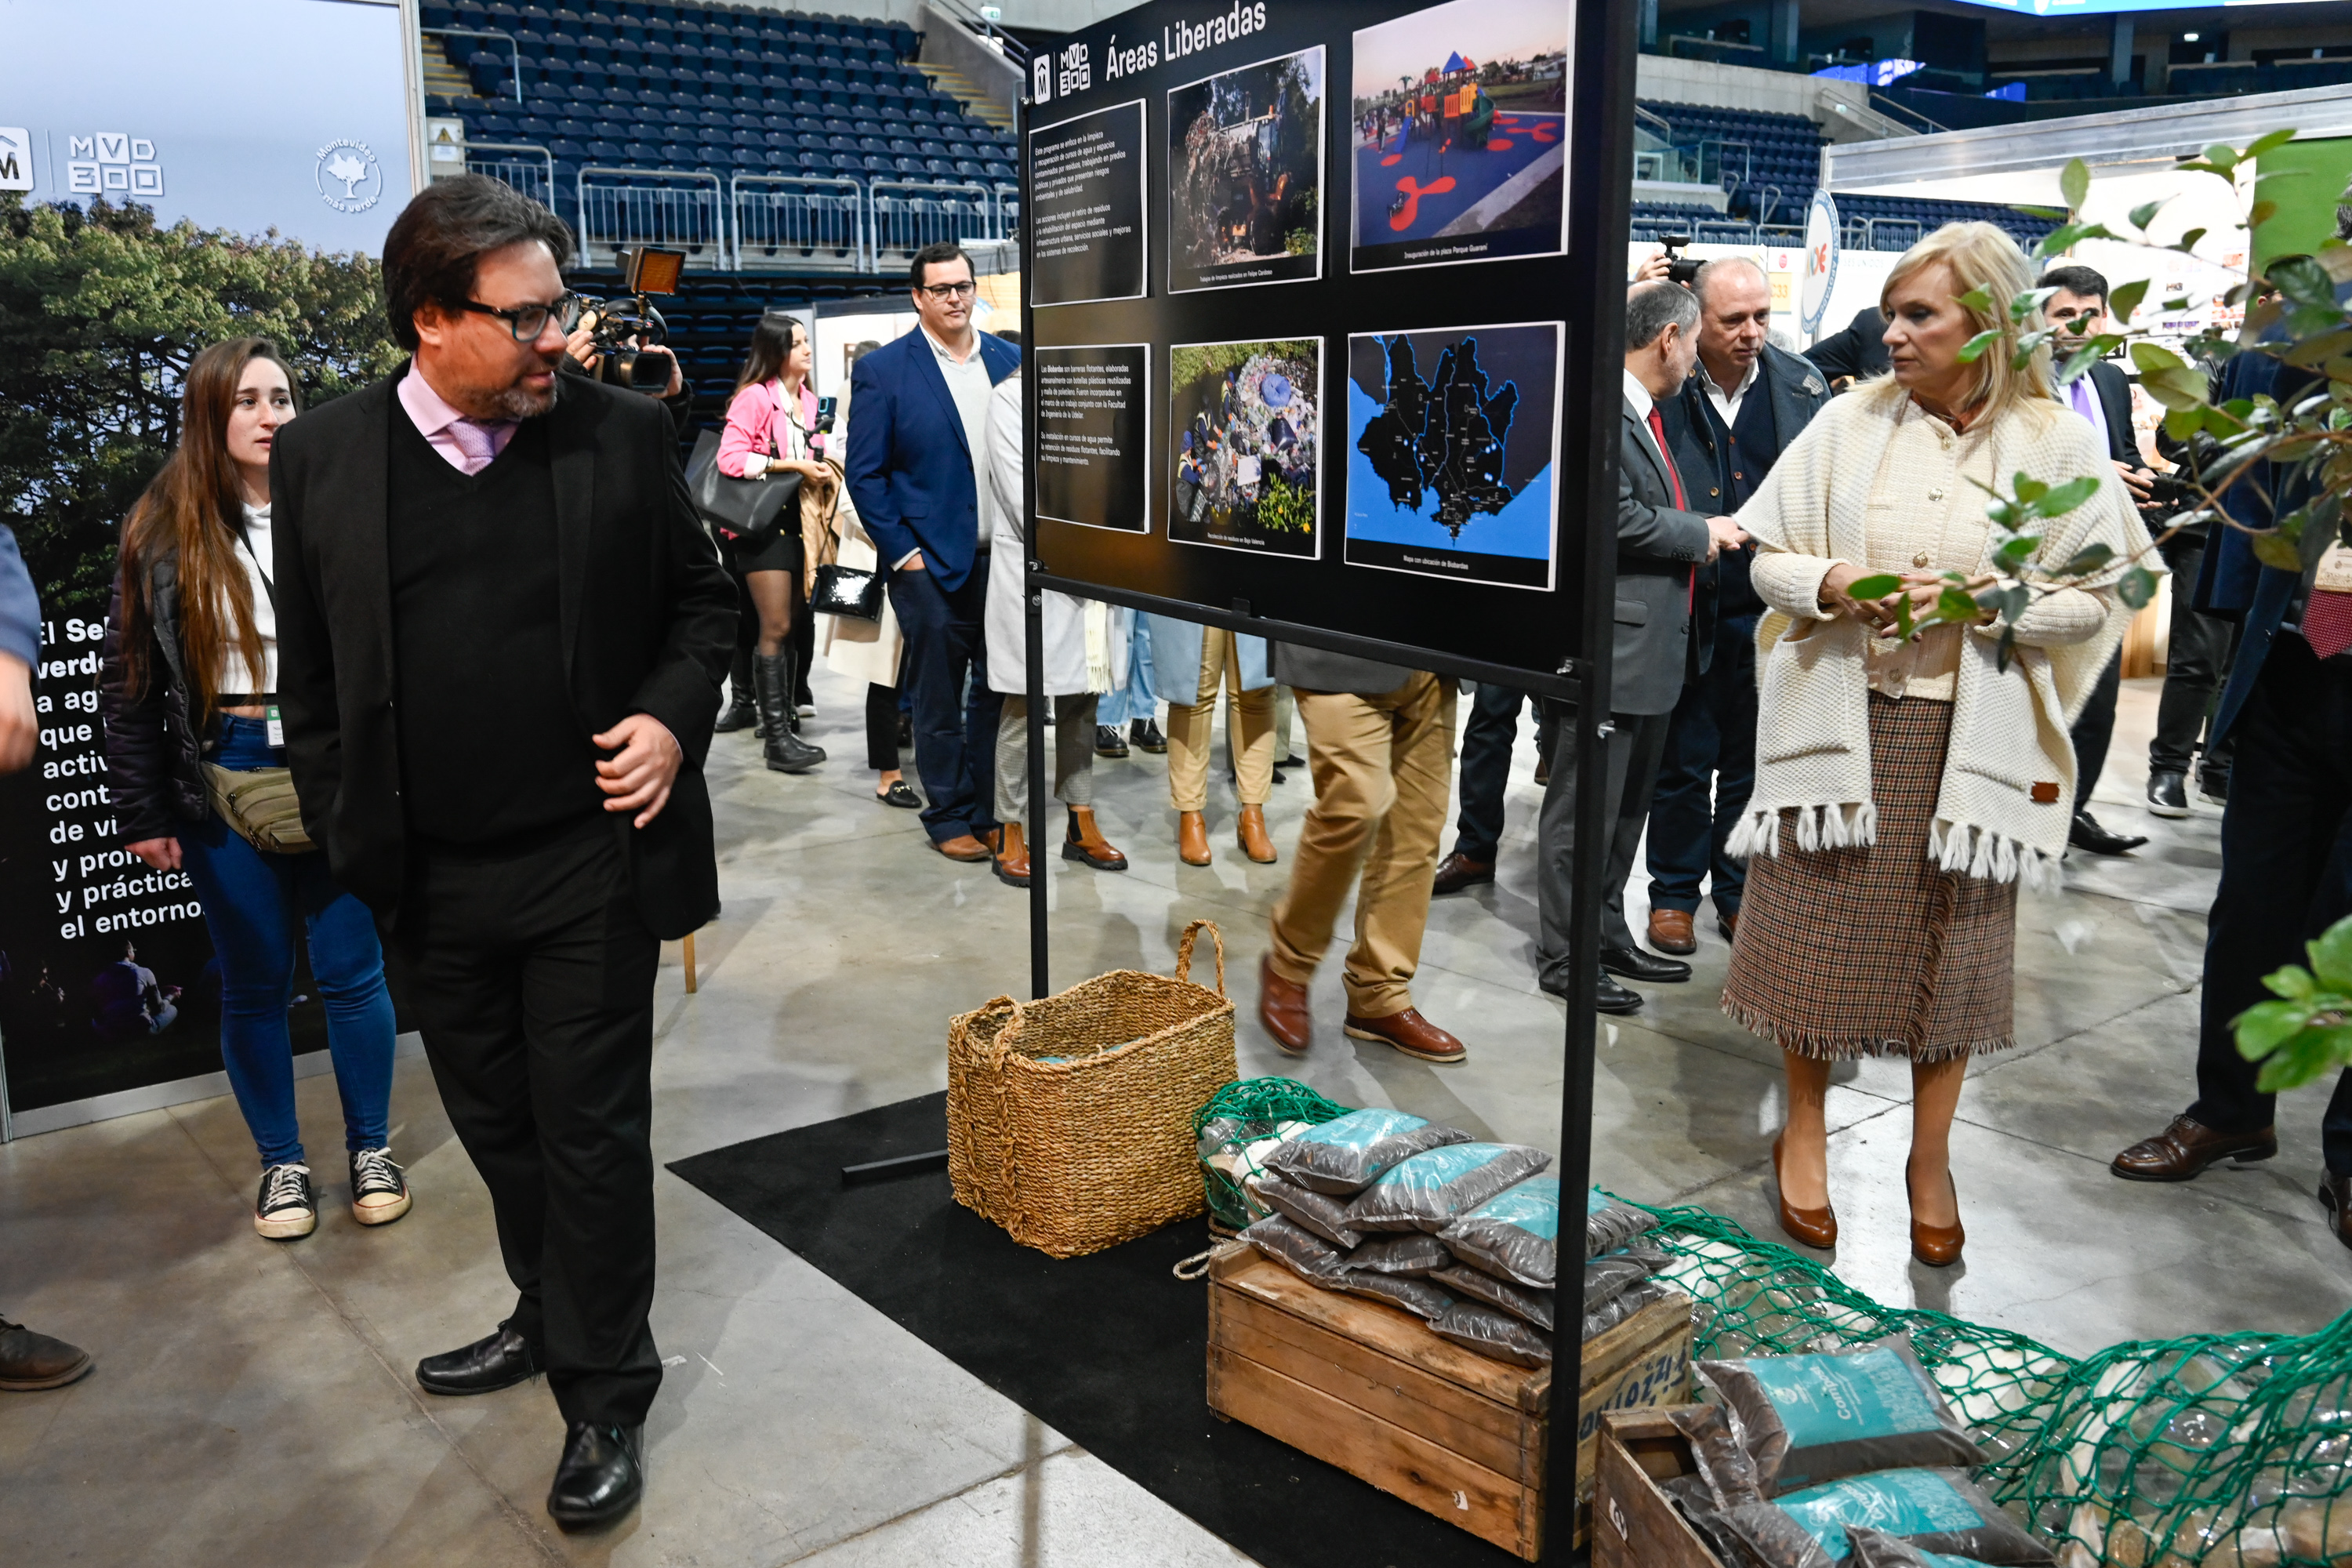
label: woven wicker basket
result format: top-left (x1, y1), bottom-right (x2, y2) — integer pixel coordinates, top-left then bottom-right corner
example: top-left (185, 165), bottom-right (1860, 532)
top-left (946, 919), bottom-right (1240, 1258)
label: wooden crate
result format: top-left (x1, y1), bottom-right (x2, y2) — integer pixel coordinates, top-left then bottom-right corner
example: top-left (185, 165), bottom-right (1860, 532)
top-left (1204, 1241), bottom-right (1694, 1561)
top-left (1591, 1408), bottom-right (1733, 1568)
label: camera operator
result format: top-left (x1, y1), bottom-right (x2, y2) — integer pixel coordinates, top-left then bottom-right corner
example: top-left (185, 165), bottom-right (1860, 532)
top-left (563, 308), bottom-right (691, 434)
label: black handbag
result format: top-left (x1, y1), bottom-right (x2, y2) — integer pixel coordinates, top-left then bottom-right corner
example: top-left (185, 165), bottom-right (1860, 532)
top-left (686, 427), bottom-right (799, 539)
top-left (808, 461), bottom-right (886, 620)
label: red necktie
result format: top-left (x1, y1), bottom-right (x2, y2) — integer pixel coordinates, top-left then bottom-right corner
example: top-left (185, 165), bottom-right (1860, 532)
top-left (1647, 406), bottom-right (1697, 611)
top-left (2307, 592), bottom-right (2352, 660)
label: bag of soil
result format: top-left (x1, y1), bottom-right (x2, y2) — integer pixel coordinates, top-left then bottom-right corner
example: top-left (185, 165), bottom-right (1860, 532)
top-left (1432, 1301), bottom-right (1555, 1368)
top-left (1346, 1143), bottom-right (1553, 1234)
top-left (1198, 1115), bottom-right (1316, 1226)
top-left (1256, 1171), bottom-right (1367, 1250)
top-left (1584, 1279), bottom-right (1675, 1339)
top-left (1588, 1189), bottom-right (1661, 1258)
top-left (1661, 1404), bottom-right (1770, 1565)
top-left (1440, 1175), bottom-right (1562, 1285)
top-left (1847, 1526), bottom-right (2005, 1566)
top-left (1715, 1470), bottom-right (2055, 1568)
top-left (1431, 1264), bottom-right (1555, 1330)
top-left (1240, 1214), bottom-right (1351, 1288)
top-left (1338, 1271), bottom-right (1455, 1321)
top-left (1348, 1232), bottom-right (1453, 1276)
top-left (1697, 1334), bottom-right (1985, 1494)
top-left (1263, 1108), bottom-right (1468, 1195)
top-left (1588, 1242), bottom-right (1669, 1305)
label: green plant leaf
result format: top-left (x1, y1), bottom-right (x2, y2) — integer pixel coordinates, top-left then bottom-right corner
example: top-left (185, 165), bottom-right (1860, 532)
top-left (2255, 1024), bottom-right (2352, 1094)
top-left (1956, 328), bottom-right (2002, 365)
top-left (2245, 128), bottom-right (2299, 159)
top-left (1994, 624), bottom-right (2018, 674)
top-left (2263, 965), bottom-right (2320, 1002)
top-left (2107, 278), bottom-right (2150, 324)
top-left (2203, 143), bottom-right (2241, 172)
top-left (2252, 529), bottom-right (2306, 571)
top-left (1936, 586), bottom-right (1982, 622)
top-left (1996, 533), bottom-right (2040, 567)
top-left (2251, 200), bottom-right (2279, 229)
top-left (2310, 914), bottom-right (2352, 991)
top-left (2132, 341), bottom-right (2189, 374)
top-left (2176, 227), bottom-right (2210, 255)
top-left (2126, 199), bottom-right (2164, 231)
top-left (2165, 405), bottom-right (2207, 440)
top-left (2058, 542), bottom-right (2116, 575)
top-left (2060, 158), bottom-right (2090, 210)
top-left (2117, 564), bottom-right (2158, 609)
top-left (2034, 474), bottom-right (2102, 517)
top-left (2013, 473), bottom-right (2050, 504)
top-left (1846, 573), bottom-right (1903, 601)
top-left (1956, 286), bottom-right (1993, 312)
top-left (2272, 253), bottom-right (2339, 310)
top-left (2237, 998), bottom-right (2315, 1054)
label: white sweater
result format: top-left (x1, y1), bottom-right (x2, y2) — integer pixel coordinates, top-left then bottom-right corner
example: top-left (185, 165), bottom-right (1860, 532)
top-left (1727, 385), bottom-right (2151, 887)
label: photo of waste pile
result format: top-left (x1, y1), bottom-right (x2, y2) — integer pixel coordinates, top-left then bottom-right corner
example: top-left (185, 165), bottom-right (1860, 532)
top-left (1167, 338), bottom-right (1321, 558)
top-left (1166, 46), bottom-right (1324, 292)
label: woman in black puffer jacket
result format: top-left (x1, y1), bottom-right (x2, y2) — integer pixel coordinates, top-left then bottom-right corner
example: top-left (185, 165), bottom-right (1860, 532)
top-left (101, 336), bottom-right (408, 1245)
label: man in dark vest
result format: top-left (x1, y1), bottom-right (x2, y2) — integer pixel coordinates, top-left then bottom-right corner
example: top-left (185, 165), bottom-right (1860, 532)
top-left (270, 176), bottom-right (735, 1528)
top-left (1646, 257), bottom-right (1829, 956)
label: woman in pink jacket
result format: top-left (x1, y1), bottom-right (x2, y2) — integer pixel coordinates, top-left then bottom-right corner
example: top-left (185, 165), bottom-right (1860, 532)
top-left (718, 313), bottom-right (831, 773)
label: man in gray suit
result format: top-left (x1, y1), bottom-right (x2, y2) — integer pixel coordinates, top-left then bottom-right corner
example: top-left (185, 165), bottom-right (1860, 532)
top-left (1535, 282), bottom-right (1745, 1013)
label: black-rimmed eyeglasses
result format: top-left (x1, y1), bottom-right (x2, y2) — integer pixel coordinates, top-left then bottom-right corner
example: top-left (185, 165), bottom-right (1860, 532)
top-left (459, 293), bottom-right (585, 340)
top-left (917, 280), bottom-right (978, 300)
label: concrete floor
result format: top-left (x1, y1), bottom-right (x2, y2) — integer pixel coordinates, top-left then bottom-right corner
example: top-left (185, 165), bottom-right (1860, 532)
top-left (2, 670), bottom-right (2346, 1566)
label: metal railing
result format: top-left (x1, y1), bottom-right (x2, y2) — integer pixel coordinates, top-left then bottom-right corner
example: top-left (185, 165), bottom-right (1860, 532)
top-left (465, 143), bottom-right (556, 210)
top-left (866, 179), bottom-right (996, 267)
top-left (993, 182), bottom-right (1019, 244)
top-left (731, 174), bottom-right (866, 271)
top-left (934, 0), bottom-right (1032, 67)
top-left (1867, 90), bottom-right (1950, 135)
top-left (424, 27), bottom-right (523, 103)
top-left (575, 168), bottom-right (730, 269)
top-left (1846, 216), bottom-right (1923, 252)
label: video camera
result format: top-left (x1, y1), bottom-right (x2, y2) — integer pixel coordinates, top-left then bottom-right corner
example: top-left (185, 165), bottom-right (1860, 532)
top-left (1658, 234), bottom-right (1702, 288)
top-left (577, 245), bottom-right (683, 393)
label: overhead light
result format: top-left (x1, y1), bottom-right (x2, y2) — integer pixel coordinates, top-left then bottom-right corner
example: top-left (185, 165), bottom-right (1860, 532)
top-left (2183, 31), bottom-right (2199, 40)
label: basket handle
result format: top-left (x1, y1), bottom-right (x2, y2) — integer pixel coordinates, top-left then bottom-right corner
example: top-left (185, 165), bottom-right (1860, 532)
top-left (1174, 919), bottom-right (1226, 996)
top-left (967, 995), bottom-right (1024, 1062)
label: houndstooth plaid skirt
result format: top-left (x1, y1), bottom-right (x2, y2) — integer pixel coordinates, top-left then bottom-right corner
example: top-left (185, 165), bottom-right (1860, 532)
top-left (1722, 692), bottom-right (2019, 1062)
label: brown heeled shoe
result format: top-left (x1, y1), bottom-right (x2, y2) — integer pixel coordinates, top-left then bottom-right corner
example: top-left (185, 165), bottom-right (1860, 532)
top-left (1771, 1135), bottom-right (1838, 1250)
top-left (1907, 1157), bottom-right (1965, 1269)
top-left (1177, 810), bottom-right (1211, 866)
top-left (991, 822), bottom-right (1030, 888)
top-left (1061, 806), bottom-right (1127, 870)
top-left (1236, 804), bottom-right (1277, 864)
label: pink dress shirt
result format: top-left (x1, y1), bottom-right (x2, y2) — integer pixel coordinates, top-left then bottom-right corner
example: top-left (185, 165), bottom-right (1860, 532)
top-left (397, 365), bottom-right (518, 474)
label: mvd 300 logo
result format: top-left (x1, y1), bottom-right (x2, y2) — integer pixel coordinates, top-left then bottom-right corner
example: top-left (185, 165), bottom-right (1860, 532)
top-left (67, 132), bottom-right (164, 198)
top-left (315, 138), bottom-right (382, 213)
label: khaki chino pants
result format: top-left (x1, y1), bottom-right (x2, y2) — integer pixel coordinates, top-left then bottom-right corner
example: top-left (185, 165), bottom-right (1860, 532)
top-left (1167, 630), bottom-right (1276, 812)
top-left (1268, 673), bottom-right (1458, 1019)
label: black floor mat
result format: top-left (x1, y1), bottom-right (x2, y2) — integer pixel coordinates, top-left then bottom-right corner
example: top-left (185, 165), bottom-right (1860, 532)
top-left (667, 1091), bottom-right (1531, 1568)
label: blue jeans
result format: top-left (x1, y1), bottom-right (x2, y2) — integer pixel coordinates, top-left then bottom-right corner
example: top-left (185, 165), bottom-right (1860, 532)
top-left (1098, 617), bottom-right (1159, 728)
top-left (176, 716), bottom-right (397, 1167)
top-left (1644, 624), bottom-right (1759, 916)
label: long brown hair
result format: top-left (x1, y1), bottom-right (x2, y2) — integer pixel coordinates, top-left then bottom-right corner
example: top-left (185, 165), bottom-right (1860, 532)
top-left (118, 337), bottom-right (302, 722)
top-left (735, 312), bottom-right (805, 394)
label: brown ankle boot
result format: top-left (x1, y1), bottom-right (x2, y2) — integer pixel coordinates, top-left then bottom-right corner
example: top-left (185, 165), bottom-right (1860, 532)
top-left (1236, 804), bottom-right (1277, 864)
top-left (1062, 807), bottom-right (1128, 870)
top-left (1178, 810), bottom-right (1211, 866)
top-left (992, 822), bottom-right (1031, 887)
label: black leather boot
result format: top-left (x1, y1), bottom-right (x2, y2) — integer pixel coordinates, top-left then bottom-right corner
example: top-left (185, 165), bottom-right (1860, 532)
top-left (714, 648), bottom-right (757, 734)
top-left (756, 651), bottom-right (824, 773)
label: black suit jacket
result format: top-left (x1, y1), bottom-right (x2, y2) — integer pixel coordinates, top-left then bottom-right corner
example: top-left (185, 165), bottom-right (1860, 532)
top-left (2085, 360), bottom-right (2139, 466)
top-left (269, 366), bottom-right (738, 938)
top-left (1804, 304), bottom-right (1893, 383)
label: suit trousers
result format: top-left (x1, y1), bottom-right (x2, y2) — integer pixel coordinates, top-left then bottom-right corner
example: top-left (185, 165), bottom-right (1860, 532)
top-left (889, 559), bottom-right (1002, 844)
top-left (2069, 650), bottom-right (2122, 808)
top-left (995, 694), bottom-right (1096, 822)
top-left (1645, 625), bottom-right (1759, 916)
top-left (1167, 630), bottom-right (1275, 812)
top-left (1448, 683), bottom-right (1532, 864)
top-left (2188, 633), bottom-right (2352, 1174)
top-left (382, 815), bottom-right (662, 1427)
top-left (1536, 706), bottom-right (1673, 985)
top-left (2151, 536), bottom-right (2240, 778)
top-left (1269, 675), bottom-right (1457, 1018)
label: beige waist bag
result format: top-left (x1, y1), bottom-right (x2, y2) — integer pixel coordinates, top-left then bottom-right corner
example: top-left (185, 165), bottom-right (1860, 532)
top-left (201, 764), bottom-right (314, 855)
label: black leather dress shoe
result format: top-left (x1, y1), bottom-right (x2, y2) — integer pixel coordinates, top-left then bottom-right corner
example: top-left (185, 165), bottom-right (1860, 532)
top-left (1601, 944), bottom-right (1692, 984)
top-left (2069, 810), bottom-right (2147, 856)
top-left (2323, 1174), bottom-right (2352, 1252)
top-left (416, 1325), bottom-right (542, 1396)
top-left (548, 1421), bottom-right (644, 1530)
top-left (1539, 968), bottom-right (1645, 1014)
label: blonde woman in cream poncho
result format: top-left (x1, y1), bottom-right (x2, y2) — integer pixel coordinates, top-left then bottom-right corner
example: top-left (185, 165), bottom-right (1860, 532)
top-left (1719, 223), bottom-right (2148, 1268)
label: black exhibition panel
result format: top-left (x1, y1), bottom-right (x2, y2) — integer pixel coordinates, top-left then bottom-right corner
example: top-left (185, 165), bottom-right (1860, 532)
top-left (1018, 0), bottom-right (1636, 698)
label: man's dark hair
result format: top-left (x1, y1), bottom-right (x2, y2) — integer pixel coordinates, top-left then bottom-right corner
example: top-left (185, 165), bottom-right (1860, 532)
top-left (909, 241), bottom-right (973, 292)
top-left (1625, 280), bottom-right (1700, 350)
top-left (2036, 263), bottom-right (2109, 305)
top-left (381, 173), bottom-right (575, 351)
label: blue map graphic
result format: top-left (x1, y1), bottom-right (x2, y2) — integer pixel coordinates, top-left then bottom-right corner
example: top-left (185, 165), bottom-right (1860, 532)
top-left (1353, 334), bottom-right (1528, 543)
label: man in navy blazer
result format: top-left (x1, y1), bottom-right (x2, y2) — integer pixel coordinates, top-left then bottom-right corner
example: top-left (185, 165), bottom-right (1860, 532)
top-left (845, 242), bottom-right (1022, 858)
top-left (2111, 339), bottom-right (2352, 1251)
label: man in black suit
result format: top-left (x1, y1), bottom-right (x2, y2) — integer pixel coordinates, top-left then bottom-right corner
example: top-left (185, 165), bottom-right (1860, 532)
top-left (270, 176), bottom-right (735, 1529)
top-left (1802, 302), bottom-right (1893, 386)
top-left (1534, 282), bottom-right (1744, 1013)
top-left (2042, 264), bottom-right (2162, 856)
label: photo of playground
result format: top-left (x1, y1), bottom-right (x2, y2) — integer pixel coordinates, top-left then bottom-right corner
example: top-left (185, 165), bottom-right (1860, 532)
top-left (1349, 0), bottom-right (1571, 274)
top-left (1166, 46), bottom-right (1324, 293)
top-left (1167, 338), bottom-right (1323, 559)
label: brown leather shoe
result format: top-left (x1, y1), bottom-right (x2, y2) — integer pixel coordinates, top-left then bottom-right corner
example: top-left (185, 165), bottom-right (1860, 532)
top-left (2322, 1174), bottom-right (2352, 1252)
top-left (992, 822), bottom-right (1030, 887)
top-left (1258, 954), bottom-right (1311, 1054)
top-left (1237, 804), bottom-right (1277, 864)
top-left (1907, 1156), bottom-right (1964, 1269)
top-left (1060, 807), bottom-right (1127, 871)
top-left (1432, 851), bottom-right (1494, 895)
top-left (933, 833), bottom-right (991, 862)
top-left (1178, 810), bottom-right (1212, 866)
top-left (1719, 911), bottom-right (1739, 945)
top-left (1648, 908), bottom-right (1697, 955)
top-left (2110, 1115), bottom-right (2279, 1181)
top-left (1343, 1007), bottom-right (1467, 1065)
top-left (0, 1319), bottom-right (93, 1392)
top-left (1771, 1135), bottom-right (1838, 1249)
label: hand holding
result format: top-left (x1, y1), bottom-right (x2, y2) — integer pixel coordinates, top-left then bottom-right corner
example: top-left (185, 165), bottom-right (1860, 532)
top-left (1705, 517), bottom-right (1749, 563)
top-left (564, 325), bottom-right (601, 373)
top-left (126, 837), bottom-right (183, 872)
top-left (0, 653), bottom-right (32, 775)
top-left (2114, 461), bottom-right (2155, 503)
top-left (592, 713), bottom-right (684, 829)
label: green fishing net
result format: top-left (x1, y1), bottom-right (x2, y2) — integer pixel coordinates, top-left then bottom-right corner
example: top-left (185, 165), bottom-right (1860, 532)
top-left (1620, 1198), bottom-right (2352, 1565)
top-left (1192, 1077), bottom-right (1354, 1232)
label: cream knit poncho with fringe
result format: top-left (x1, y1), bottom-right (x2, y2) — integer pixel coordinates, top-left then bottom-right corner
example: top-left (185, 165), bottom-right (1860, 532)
top-left (1726, 383), bottom-right (2151, 891)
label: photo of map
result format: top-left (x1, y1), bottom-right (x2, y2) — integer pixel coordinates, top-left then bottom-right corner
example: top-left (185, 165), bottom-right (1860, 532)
top-left (1345, 322), bottom-right (1560, 589)
top-left (1168, 337), bottom-right (1321, 559)
top-left (1349, 0), bottom-right (1572, 275)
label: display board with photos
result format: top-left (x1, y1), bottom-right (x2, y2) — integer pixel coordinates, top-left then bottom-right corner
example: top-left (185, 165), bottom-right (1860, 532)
top-left (1021, 0), bottom-right (1623, 684)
